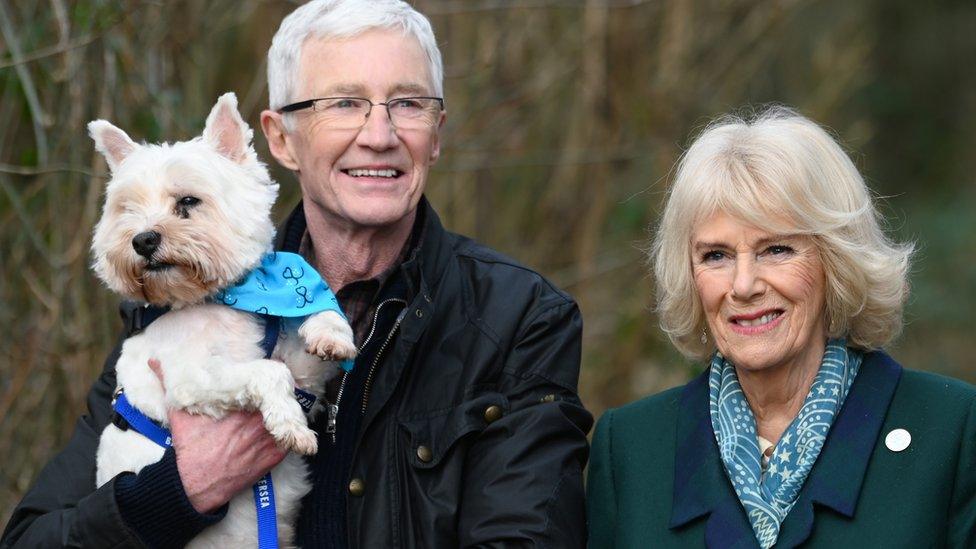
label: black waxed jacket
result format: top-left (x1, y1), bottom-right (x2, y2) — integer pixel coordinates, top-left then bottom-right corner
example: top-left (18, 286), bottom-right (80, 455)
top-left (1, 198), bottom-right (594, 548)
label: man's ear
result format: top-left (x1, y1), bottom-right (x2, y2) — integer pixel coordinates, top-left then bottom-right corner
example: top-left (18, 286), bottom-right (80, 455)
top-left (88, 120), bottom-right (138, 172)
top-left (203, 92), bottom-right (254, 163)
top-left (260, 110), bottom-right (300, 171)
top-left (429, 109), bottom-right (447, 163)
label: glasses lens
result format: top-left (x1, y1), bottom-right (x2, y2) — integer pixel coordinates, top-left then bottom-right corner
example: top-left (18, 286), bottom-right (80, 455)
top-left (313, 98), bottom-right (371, 129)
top-left (388, 98), bottom-right (441, 129)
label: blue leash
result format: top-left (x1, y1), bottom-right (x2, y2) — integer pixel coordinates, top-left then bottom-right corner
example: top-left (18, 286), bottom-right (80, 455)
top-left (111, 313), bottom-right (314, 549)
top-left (253, 475), bottom-right (278, 548)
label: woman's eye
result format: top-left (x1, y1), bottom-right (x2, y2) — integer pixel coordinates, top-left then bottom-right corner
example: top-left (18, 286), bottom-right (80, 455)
top-left (701, 250), bottom-right (726, 262)
top-left (765, 245), bottom-right (794, 256)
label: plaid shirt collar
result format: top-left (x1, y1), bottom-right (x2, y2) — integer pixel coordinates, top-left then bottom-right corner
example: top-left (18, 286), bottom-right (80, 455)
top-left (298, 212), bottom-right (424, 344)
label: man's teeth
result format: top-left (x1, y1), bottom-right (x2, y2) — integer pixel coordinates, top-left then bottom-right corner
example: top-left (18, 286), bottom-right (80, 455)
top-left (347, 168), bottom-right (399, 178)
top-left (735, 312), bottom-right (780, 327)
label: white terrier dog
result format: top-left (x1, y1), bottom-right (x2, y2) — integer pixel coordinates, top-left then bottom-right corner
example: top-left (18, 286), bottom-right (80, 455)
top-left (89, 92), bottom-right (354, 548)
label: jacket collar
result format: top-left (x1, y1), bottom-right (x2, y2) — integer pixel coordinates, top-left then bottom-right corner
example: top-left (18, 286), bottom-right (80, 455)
top-left (278, 196), bottom-right (455, 430)
top-left (277, 195), bottom-right (450, 305)
top-left (669, 351), bottom-right (903, 548)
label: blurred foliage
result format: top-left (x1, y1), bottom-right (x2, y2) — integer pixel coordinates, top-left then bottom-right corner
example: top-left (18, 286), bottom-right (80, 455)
top-left (1, 0), bottom-right (974, 526)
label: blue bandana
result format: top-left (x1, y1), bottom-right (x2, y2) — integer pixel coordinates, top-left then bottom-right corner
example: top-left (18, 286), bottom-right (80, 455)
top-left (708, 339), bottom-right (862, 549)
top-left (212, 252), bottom-right (352, 371)
top-left (214, 252), bottom-right (343, 318)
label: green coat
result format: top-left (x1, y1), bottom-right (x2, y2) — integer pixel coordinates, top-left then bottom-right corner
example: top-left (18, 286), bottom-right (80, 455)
top-left (587, 352), bottom-right (976, 548)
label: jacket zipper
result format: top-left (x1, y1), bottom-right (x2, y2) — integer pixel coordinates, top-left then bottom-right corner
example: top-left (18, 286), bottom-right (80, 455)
top-left (361, 306), bottom-right (409, 415)
top-left (328, 298), bottom-right (408, 443)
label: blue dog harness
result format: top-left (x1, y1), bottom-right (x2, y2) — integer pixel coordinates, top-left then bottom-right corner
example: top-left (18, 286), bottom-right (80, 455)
top-left (112, 252), bottom-right (349, 549)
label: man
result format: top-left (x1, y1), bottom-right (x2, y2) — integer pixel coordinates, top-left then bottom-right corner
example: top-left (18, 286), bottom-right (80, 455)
top-left (1, 0), bottom-right (592, 547)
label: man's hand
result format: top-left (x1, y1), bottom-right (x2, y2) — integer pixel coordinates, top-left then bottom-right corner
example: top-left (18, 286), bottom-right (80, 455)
top-left (148, 359), bottom-right (287, 514)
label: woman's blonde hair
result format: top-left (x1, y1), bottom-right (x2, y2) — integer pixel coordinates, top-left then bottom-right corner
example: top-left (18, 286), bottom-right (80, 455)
top-left (651, 106), bottom-right (913, 359)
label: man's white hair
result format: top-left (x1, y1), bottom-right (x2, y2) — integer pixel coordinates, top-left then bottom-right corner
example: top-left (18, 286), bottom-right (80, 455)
top-left (267, 0), bottom-right (444, 113)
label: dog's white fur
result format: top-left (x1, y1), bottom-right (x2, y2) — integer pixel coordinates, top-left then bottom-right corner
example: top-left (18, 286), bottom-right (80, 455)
top-left (89, 93), bottom-right (354, 548)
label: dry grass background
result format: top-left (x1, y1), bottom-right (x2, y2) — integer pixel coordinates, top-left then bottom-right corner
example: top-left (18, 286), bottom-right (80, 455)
top-left (2, 0), bottom-right (974, 526)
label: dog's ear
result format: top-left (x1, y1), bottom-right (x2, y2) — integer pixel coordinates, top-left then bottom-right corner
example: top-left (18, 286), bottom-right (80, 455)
top-left (203, 92), bottom-right (254, 163)
top-left (88, 120), bottom-right (138, 172)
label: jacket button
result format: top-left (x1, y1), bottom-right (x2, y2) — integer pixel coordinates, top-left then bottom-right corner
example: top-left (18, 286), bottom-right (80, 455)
top-left (415, 309), bottom-right (424, 318)
top-left (417, 445), bottom-right (433, 463)
top-left (483, 405), bottom-right (503, 424)
top-left (348, 478), bottom-right (365, 496)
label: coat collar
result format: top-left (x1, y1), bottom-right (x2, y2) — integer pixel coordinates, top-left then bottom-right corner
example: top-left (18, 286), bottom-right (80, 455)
top-left (669, 351), bottom-right (903, 548)
top-left (278, 196), bottom-right (455, 432)
top-left (277, 195), bottom-right (451, 306)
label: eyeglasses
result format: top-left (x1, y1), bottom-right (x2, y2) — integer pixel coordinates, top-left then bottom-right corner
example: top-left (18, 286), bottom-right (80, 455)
top-left (277, 96), bottom-right (444, 130)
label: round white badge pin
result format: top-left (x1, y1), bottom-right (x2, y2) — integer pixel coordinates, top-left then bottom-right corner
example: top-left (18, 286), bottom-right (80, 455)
top-left (885, 428), bottom-right (911, 452)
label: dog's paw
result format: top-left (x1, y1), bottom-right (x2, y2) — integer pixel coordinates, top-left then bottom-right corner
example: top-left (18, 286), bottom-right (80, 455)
top-left (299, 311), bottom-right (357, 361)
top-left (271, 421), bottom-right (319, 455)
top-left (306, 336), bottom-right (357, 362)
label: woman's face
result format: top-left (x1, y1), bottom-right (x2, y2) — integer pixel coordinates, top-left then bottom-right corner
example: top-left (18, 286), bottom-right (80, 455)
top-left (692, 212), bottom-right (828, 373)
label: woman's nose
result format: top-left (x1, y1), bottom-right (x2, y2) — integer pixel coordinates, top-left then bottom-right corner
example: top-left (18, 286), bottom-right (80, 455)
top-left (731, 256), bottom-right (763, 300)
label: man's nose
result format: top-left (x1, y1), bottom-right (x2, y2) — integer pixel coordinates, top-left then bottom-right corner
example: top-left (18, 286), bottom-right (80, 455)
top-left (731, 256), bottom-right (763, 300)
top-left (355, 106), bottom-right (399, 150)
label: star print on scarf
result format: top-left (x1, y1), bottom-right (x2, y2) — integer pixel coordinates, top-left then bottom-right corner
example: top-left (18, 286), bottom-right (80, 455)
top-left (707, 339), bottom-right (862, 549)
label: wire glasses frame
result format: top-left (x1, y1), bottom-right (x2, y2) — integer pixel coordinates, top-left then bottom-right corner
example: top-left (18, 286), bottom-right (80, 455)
top-left (277, 96), bottom-right (444, 130)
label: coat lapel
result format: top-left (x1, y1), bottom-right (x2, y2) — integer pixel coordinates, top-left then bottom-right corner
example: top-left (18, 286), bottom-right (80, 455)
top-left (670, 353), bottom-right (902, 549)
top-left (775, 351), bottom-right (902, 547)
top-left (670, 369), bottom-right (760, 549)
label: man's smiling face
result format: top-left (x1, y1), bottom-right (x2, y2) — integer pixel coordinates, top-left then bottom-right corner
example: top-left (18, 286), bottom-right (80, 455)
top-left (284, 29), bottom-right (445, 231)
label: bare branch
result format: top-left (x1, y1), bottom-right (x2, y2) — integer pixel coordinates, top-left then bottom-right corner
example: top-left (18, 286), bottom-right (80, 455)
top-left (0, 176), bottom-right (54, 265)
top-left (0, 28), bottom-right (98, 69)
top-left (0, 164), bottom-right (99, 177)
top-left (422, 0), bottom-right (654, 14)
top-left (0, 0), bottom-right (49, 165)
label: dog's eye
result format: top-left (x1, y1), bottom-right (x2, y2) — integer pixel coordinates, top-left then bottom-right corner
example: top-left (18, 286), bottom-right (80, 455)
top-left (176, 196), bottom-right (201, 219)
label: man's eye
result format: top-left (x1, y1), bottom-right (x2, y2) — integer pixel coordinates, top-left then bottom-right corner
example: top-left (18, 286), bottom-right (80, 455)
top-left (325, 98), bottom-right (362, 109)
top-left (390, 98), bottom-right (423, 110)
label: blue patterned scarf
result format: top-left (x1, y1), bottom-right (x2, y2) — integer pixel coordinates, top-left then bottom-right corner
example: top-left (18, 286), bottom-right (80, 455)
top-left (212, 251), bottom-right (353, 371)
top-left (708, 339), bottom-right (862, 548)
top-left (213, 252), bottom-right (344, 319)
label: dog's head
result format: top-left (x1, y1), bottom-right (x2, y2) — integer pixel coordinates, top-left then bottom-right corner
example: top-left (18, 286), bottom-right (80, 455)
top-left (89, 93), bottom-right (279, 307)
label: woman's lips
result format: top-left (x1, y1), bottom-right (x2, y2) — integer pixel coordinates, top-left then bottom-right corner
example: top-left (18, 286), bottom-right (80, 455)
top-left (728, 309), bottom-right (785, 335)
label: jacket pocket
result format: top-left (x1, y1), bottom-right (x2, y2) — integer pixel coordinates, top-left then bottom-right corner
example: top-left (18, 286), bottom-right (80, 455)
top-left (398, 392), bottom-right (509, 469)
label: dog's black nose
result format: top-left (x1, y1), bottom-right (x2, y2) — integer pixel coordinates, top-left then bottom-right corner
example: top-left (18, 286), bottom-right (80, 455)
top-left (132, 231), bottom-right (162, 258)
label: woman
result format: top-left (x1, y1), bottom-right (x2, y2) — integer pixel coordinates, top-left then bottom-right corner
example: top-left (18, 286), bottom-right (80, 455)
top-left (587, 108), bottom-right (976, 548)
